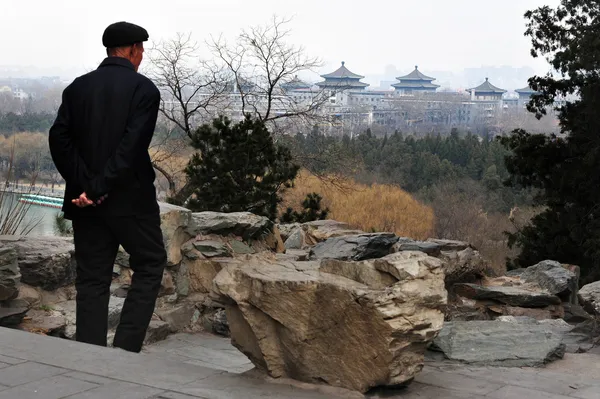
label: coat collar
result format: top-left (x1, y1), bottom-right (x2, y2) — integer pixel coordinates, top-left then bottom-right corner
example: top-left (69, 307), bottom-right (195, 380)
top-left (98, 57), bottom-right (135, 70)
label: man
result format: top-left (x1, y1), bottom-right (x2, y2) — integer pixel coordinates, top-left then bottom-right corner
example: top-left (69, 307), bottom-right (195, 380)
top-left (48, 21), bottom-right (167, 353)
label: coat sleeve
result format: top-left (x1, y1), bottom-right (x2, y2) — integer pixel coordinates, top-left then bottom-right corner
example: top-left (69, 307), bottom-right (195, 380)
top-left (86, 81), bottom-right (160, 200)
top-left (48, 84), bottom-right (93, 191)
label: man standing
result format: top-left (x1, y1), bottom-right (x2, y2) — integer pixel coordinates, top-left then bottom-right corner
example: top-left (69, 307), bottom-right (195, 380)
top-left (49, 21), bottom-right (167, 353)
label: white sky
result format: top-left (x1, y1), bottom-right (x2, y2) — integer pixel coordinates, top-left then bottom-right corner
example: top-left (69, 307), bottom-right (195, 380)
top-left (1, 0), bottom-right (559, 79)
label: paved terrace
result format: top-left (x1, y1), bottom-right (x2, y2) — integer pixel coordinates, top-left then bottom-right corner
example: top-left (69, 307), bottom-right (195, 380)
top-left (0, 328), bottom-right (598, 398)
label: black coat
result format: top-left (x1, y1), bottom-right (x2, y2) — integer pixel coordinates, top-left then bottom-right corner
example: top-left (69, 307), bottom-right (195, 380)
top-left (49, 57), bottom-right (161, 219)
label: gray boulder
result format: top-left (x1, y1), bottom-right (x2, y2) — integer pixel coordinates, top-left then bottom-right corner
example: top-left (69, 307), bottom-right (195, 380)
top-left (579, 281), bottom-right (600, 315)
top-left (433, 319), bottom-right (566, 367)
top-left (392, 239), bottom-right (442, 255)
top-left (426, 238), bottom-right (471, 252)
top-left (277, 223), bottom-right (302, 242)
top-left (0, 246), bottom-right (19, 301)
top-left (0, 306), bottom-right (28, 327)
top-left (0, 236), bottom-right (75, 291)
top-left (520, 260), bottom-right (578, 302)
top-left (192, 240), bottom-right (231, 258)
top-left (454, 283), bottom-right (561, 307)
top-left (309, 233), bottom-right (399, 261)
top-left (188, 212), bottom-right (273, 240)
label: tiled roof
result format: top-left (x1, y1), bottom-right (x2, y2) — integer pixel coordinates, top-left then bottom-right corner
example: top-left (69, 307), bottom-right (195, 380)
top-left (395, 66), bottom-right (435, 82)
top-left (469, 78), bottom-right (506, 94)
top-left (321, 61), bottom-right (365, 79)
top-left (316, 79), bottom-right (369, 88)
top-left (515, 86), bottom-right (537, 94)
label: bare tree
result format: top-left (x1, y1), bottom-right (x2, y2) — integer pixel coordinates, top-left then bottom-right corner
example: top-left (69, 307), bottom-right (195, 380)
top-left (146, 33), bottom-right (228, 139)
top-left (144, 33), bottom-right (228, 196)
top-left (208, 16), bottom-right (330, 132)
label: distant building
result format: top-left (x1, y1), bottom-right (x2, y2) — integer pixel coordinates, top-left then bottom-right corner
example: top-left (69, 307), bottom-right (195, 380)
top-left (515, 85), bottom-right (539, 108)
top-left (281, 76), bottom-right (312, 92)
top-left (316, 62), bottom-right (369, 91)
top-left (391, 66), bottom-right (440, 95)
top-left (12, 88), bottom-right (30, 101)
top-left (468, 78), bottom-right (506, 101)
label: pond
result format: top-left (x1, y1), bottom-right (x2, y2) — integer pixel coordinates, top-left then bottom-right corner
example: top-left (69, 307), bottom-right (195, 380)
top-left (0, 192), bottom-right (65, 236)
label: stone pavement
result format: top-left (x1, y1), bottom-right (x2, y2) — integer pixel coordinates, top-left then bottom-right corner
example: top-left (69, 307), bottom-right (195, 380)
top-left (0, 328), bottom-right (599, 398)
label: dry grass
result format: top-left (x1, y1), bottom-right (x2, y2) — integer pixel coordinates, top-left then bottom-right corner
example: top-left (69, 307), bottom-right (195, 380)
top-left (281, 171), bottom-right (435, 240)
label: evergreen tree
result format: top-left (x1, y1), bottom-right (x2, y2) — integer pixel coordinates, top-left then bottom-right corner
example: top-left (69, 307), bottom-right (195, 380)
top-left (181, 115), bottom-right (299, 220)
top-left (500, 0), bottom-right (600, 282)
top-left (280, 193), bottom-right (330, 223)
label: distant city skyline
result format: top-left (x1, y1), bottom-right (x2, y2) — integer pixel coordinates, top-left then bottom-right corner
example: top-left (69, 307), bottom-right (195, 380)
top-left (1, 0), bottom-right (560, 90)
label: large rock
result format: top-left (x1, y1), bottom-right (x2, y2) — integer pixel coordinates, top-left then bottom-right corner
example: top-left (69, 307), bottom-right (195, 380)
top-left (18, 309), bottom-right (66, 336)
top-left (454, 283), bottom-right (561, 307)
top-left (188, 212), bottom-right (273, 240)
top-left (159, 202), bottom-right (192, 266)
top-left (0, 246), bottom-right (19, 301)
top-left (520, 260), bottom-right (578, 302)
top-left (392, 240), bottom-right (493, 291)
top-left (437, 247), bottom-right (493, 287)
top-left (0, 236), bottom-right (75, 291)
top-left (0, 306), bottom-right (28, 327)
top-left (304, 220), bottom-right (364, 242)
top-left (213, 251), bottom-right (447, 393)
top-left (433, 319), bottom-right (566, 367)
top-left (309, 233), bottom-right (399, 261)
top-left (579, 281), bottom-right (600, 315)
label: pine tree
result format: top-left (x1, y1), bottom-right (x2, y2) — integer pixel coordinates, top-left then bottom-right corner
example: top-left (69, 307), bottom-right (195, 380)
top-left (280, 192), bottom-right (330, 223)
top-left (181, 115), bottom-right (299, 220)
top-left (500, 1), bottom-right (600, 283)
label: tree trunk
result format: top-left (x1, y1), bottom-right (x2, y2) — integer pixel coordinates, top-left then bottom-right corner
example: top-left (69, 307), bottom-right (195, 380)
top-left (152, 162), bottom-right (177, 198)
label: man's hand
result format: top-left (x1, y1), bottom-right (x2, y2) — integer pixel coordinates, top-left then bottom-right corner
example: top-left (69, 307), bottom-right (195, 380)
top-left (72, 193), bottom-right (108, 208)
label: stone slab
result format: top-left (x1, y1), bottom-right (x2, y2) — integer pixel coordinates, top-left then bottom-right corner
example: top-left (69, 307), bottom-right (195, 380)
top-left (0, 361), bottom-right (66, 387)
top-left (0, 375), bottom-right (97, 399)
top-left (486, 385), bottom-right (574, 399)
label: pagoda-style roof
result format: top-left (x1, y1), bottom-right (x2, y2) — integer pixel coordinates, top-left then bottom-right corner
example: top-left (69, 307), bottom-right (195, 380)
top-left (316, 80), bottom-right (369, 89)
top-left (317, 61), bottom-right (369, 90)
top-left (468, 78), bottom-right (506, 94)
top-left (320, 61), bottom-right (364, 79)
top-left (395, 66), bottom-right (436, 82)
top-left (281, 76), bottom-right (312, 91)
top-left (515, 85), bottom-right (538, 95)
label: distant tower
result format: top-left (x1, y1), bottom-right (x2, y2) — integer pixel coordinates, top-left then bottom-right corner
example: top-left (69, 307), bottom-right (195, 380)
top-left (468, 78), bottom-right (506, 101)
top-left (316, 61), bottom-right (369, 91)
top-left (391, 66), bottom-right (440, 95)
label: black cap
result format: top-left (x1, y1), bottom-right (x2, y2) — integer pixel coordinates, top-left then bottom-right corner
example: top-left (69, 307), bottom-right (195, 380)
top-left (102, 21), bottom-right (149, 48)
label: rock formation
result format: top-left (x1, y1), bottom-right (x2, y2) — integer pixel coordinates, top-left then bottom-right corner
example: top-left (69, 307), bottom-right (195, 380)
top-left (212, 251), bottom-right (447, 393)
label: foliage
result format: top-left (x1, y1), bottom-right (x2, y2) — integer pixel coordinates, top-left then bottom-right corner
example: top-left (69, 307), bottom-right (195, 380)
top-left (0, 112), bottom-right (55, 134)
top-left (286, 128), bottom-right (531, 214)
top-left (0, 143), bottom-right (40, 235)
top-left (500, 0), bottom-right (600, 283)
top-left (53, 212), bottom-right (73, 237)
top-left (281, 171), bottom-right (434, 239)
top-left (280, 192), bottom-right (329, 223)
top-left (177, 115), bottom-right (299, 220)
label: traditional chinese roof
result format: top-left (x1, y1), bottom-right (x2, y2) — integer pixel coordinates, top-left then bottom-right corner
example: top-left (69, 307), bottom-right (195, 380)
top-left (316, 79), bottom-right (369, 89)
top-left (468, 78), bottom-right (506, 94)
top-left (515, 86), bottom-right (537, 95)
top-left (395, 66), bottom-right (436, 82)
top-left (281, 76), bottom-right (312, 91)
top-left (320, 61), bottom-right (364, 79)
top-left (317, 61), bottom-right (369, 89)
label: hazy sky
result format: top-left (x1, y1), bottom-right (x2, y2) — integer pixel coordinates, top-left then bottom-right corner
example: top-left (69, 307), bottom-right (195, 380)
top-left (2, 0), bottom-right (559, 79)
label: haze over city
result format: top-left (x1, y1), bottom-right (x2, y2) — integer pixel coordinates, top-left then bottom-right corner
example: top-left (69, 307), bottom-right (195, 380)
top-left (2, 0), bottom-right (559, 89)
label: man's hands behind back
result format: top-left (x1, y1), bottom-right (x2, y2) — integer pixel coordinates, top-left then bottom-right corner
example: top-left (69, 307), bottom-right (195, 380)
top-left (72, 192), bottom-right (108, 208)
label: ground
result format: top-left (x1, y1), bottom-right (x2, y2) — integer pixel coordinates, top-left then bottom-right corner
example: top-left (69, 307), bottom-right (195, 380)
top-left (0, 328), bottom-right (598, 398)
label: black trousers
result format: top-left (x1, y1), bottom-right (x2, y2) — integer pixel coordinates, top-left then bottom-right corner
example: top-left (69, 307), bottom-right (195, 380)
top-left (72, 213), bottom-right (166, 353)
